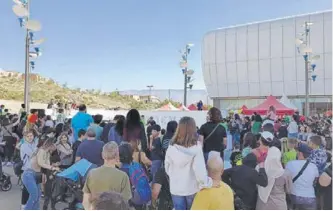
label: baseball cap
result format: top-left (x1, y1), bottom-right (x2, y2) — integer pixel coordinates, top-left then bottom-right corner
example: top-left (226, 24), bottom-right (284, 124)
top-left (260, 131), bottom-right (274, 141)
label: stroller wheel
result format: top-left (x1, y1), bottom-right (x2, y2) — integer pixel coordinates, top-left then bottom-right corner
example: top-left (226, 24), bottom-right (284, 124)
top-left (1, 181), bottom-right (12, 191)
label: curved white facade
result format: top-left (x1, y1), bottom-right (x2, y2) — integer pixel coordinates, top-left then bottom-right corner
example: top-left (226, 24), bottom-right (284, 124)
top-left (202, 11), bottom-right (332, 112)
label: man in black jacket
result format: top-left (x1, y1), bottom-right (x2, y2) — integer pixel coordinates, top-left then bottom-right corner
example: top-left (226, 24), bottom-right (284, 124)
top-left (222, 153), bottom-right (268, 209)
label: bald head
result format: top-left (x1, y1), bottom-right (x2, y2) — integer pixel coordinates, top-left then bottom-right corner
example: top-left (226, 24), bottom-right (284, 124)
top-left (207, 155), bottom-right (224, 178)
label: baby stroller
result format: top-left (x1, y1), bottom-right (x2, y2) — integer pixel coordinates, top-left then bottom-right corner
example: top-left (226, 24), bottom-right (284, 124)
top-left (50, 159), bottom-right (97, 210)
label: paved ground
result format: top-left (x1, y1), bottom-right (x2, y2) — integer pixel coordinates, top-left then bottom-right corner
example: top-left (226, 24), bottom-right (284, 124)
top-left (0, 166), bottom-right (68, 210)
top-left (0, 166), bottom-right (22, 210)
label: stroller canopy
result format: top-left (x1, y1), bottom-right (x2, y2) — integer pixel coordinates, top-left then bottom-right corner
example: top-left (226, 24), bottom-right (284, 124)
top-left (57, 159), bottom-right (96, 182)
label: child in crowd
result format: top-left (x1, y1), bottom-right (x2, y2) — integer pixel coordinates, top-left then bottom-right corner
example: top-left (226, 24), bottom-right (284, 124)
top-left (282, 138), bottom-right (297, 166)
top-left (298, 125), bottom-right (307, 142)
top-left (72, 129), bottom-right (86, 164)
top-left (230, 144), bottom-right (242, 167)
top-left (150, 124), bottom-right (163, 182)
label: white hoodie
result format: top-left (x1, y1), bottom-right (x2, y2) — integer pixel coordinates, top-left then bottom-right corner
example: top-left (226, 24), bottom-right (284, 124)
top-left (165, 143), bottom-right (213, 196)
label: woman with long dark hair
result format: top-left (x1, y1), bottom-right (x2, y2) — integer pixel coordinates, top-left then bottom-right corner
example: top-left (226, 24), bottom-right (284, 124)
top-left (199, 107), bottom-right (227, 162)
top-left (161, 121), bottom-right (178, 158)
top-left (124, 109), bottom-right (148, 155)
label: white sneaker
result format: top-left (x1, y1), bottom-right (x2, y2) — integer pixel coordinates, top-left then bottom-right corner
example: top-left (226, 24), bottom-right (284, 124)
top-left (21, 205), bottom-right (25, 210)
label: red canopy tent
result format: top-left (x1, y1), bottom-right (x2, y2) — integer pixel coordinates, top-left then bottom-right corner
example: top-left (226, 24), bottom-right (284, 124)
top-left (242, 95), bottom-right (295, 115)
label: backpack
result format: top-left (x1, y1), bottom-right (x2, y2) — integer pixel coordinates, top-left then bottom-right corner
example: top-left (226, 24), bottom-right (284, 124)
top-left (122, 162), bottom-right (151, 205)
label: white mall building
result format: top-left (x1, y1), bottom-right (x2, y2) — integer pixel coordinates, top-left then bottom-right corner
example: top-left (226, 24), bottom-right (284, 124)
top-left (202, 11), bottom-right (332, 114)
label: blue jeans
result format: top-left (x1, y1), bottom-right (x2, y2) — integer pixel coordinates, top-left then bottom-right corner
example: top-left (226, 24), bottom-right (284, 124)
top-left (171, 194), bottom-right (196, 210)
top-left (151, 160), bottom-right (162, 183)
top-left (288, 133), bottom-right (298, 139)
top-left (22, 170), bottom-right (41, 210)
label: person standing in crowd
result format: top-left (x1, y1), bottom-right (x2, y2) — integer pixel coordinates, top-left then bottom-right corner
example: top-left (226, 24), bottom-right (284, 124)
top-left (56, 133), bottom-right (73, 169)
top-left (161, 121), bottom-right (178, 159)
top-left (240, 116), bottom-right (251, 147)
top-left (88, 114), bottom-right (103, 140)
top-left (108, 115), bottom-right (125, 145)
top-left (282, 138), bottom-right (297, 166)
top-left (44, 115), bottom-right (54, 128)
top-left (262, 123), bottom-right (281, 150)
top-left (101, 115), bottom-right (122, 143)
top-left (288, 115), bottom-right (299, 138)
top-left (20, 130), bottom-right (38, 209)
top-left (251, 114), bottom-right (262, 135)
top-left (223, 153), bottom-right (268, 210)
top-left (1, 115), bottom-right (20, 166)
top-left (231, 114), bottom-right (243, 145)
top-left (285, 148), bottom-right (319, 210)
top-left (75, 128), bottom-right (104, 166)
top-left (199, 107), bottom-right (227, 162)
top-left (252, 131), bottom-right (274, 163)
top-left (152, 165), bottom-right (173, 210)
top-left (278, 119), bottom-right (288, 139)
top-left (22, 138), bottom-right (59, 210)
top-left (307, 135), bottom-right (328, 174)
top-left (131, 139), bottom-right (152, 169)
top-left (124, 109), bottom-right (148, 156)
top-left (82, 142), bottom-right (132, 210)
top-left (89, 191), bottom-right (130, 210)
top-left (266, 106), bottom-right (277, 124)
top-left (72, 129), bottom-right (86, 164)
top-left (165, 116), bottom-right (217, 210)
top-left (256, 147), bottom-right (292, 210)
top-left (71, 104), bottom-right (93, 140)
top-left (118, 143), bottom-right (151, 209)
top-left (27, 109), bottom-right (39, 125)
top-left (149, 124), bottom-right (163, 182)
top-left (230, 144), bottom-right (242, 167)
top-left (197, 100), bottom-right (203, 111)
top-left (306, 124), bottom-right (315, 142)
top-left (298, 125), bottom-right (307, 142)
top-left (242, 132), bottom-right (257, 158)
top-left (191, 155), bottom-right (234, 210)
top-left (55, 108), bottom-right (66, 125)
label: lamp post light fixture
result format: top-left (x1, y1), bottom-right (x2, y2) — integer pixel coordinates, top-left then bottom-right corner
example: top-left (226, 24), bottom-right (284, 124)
top-left (180, 44), bottom-right (195, 106)
top-left (295, 21), bottom-right (320, 117)
top-left (147, 85), bottom-right (154, 103)
top-left (12, 0), bottom-right (44, 112)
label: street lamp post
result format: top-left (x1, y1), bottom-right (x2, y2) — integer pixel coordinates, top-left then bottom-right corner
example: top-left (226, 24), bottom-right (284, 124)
top-left (147, 85), bottom-right (153, 103)
top-left (296, 21), bottom-right (320, 117)
top-left (24, 0), bottom-right (30, 112)
top-left (12, 0), bottom-right (44, 112)
top-left (180, 44), bottom-right (194, 106)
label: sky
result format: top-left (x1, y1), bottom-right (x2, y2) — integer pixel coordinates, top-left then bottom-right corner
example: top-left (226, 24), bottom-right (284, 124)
top-left (0, 0), bottom-right (331, 92)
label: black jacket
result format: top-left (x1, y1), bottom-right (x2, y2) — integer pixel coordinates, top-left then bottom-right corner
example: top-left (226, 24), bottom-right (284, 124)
top-left (222, 153), bottom-right (268, 209)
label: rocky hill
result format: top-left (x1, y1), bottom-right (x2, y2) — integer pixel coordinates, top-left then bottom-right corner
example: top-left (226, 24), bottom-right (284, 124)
top-left (0, 70), bottom-right (157, 110)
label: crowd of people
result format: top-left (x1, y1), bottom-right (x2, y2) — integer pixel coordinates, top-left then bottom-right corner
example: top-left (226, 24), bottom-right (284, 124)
top-left (0, 103), bottom-right (331, 210)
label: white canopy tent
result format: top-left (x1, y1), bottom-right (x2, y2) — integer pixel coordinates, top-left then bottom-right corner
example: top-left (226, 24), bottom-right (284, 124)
top-left (279, 94), bottom-right (298, 110)
top-left (156, 102), bottom-right (179, 111)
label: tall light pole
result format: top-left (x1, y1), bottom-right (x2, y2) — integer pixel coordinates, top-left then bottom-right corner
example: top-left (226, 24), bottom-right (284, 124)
top-left (180, 44), bottom-right (195, 106)
top-left (147, 85), bottom-right (153, 103)
top-left (12, 0), bottom-right (44, 112)
top-left (24, 1), bottom-right (30, 112)
top-left (296, 21), bottom-right (320, 117)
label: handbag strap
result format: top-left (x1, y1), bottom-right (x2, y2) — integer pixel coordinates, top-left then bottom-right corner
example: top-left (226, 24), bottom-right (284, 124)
top-left (204, 124), bottom-right (220, 142)
top-left (293, 160), bottom-right (310, 183)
